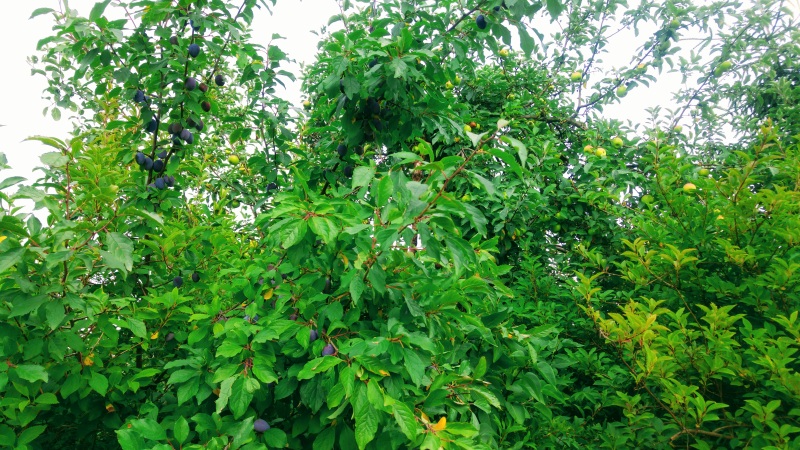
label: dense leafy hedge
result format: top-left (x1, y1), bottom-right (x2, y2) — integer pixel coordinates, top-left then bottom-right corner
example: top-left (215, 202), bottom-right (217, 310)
top-left (1, 0), bottom-right (798, 449)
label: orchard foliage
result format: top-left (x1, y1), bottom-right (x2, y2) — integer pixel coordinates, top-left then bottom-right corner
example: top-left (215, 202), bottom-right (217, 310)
top-left (1, 0), bottom-right (799, 449)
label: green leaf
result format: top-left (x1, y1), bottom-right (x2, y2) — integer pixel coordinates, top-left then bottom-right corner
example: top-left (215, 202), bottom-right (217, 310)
top-left (116, 428), bottom-right (145, 450)
top-left (310, 216), bottom-right (338, 245)
top-left (215, 377), bottom-right (236, 414)
top-left (29, 8), bottom-right (55, 19)
top-left (90, 371), bottom-right (109, 396)
top-left (90, 0), bottom-right (112, 21)
top-left (130, 418), bottom-right (166, 440)
top-left (17, 425), bottom-right (47, 445)
top-left (352, 166), bottom-right (375, 188)
top-left (174, 416), bottom-right (189, 444)
top-left (0, 248), bottom-right (26, 275)
top-left (10, 295), bottom-right (48, 318)
top-left (126, 318), bottom-right (147, 339)
top-left (474, 356), bottom-right (487, 379)
top-left (101, 232), bottom-right (134, 274)
top-left (15, 365), bottom-right (48, 383)
top-left (0, 176), bottom-right (26, 191)
top-left (297, 357), bottom-right (343, 381)
top-left (350, 274), bottom-right (365, 306)
top-left (39, 152), bottom-right (68, 168)
top-left (24, 136), bottom-right (66, 151)
top-left (354, 403), bottom-right (379, 450)
top-left (279, 219), bottom-right (308, 248)
top-left (313, 426), bottom-right (336, 450)
top-left (392, 400), bottom-right (420, 440)
top-left (375, 176), bottom-right (392, 207)
top-left (518, 25), bottom-right (535, 57)
top-left (546, 0), bottom-right (566, 19)
top-left (229, 377), bottom-right (254, 419)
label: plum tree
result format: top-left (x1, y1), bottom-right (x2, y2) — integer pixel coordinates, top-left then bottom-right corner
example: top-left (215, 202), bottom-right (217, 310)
top-left (191, 272), bottom-right (200, 282)
top-left (321, 343), bottom-right (335, 356)
top-left (173, 276), bottom-right (183, 288)
top-left (154, 177), bottom-right (166, 189)
top-left (343, 165), bottom-right (354, 177)
top-left (135, 152), bottom-right (146, 166)
top-left (214, 74), bottom-right (225, 86)
top-left (188, 43), bottom-right (200, 58)
top-left (309, 329), bottom-right (319, 342)
top-left (336, 143), bottom-right (347, 158)
top-left (201, 100), bottom-right (211, 112)
top-left (133, 89), bottom-right (146, 103)
top-left (153, 159), bottom-right (165, 173)
top-left (199, 82), bottom-right (208, 93)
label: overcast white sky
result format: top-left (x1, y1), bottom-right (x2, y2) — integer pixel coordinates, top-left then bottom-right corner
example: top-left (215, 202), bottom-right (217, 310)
top-left (2, 1), bottom-right (795, 193)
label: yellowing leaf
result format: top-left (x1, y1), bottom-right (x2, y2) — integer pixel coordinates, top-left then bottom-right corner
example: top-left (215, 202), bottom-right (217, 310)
top-left (150, 331), bottom-right (159, 340)
top-left (0, 236), bottom-right (6, 244)
top-left (432, 417), bottom-right (446, 432)
top-left (83, 354), bottom-right (95, 366)
top-left (263, 289), bottom-right (273, 300)
top-left (420, 412), bottom-right (430, 424)
top-left (341, 253), bottom-right (349, 266)
top-left (379, 370), bottom-right (390, 376)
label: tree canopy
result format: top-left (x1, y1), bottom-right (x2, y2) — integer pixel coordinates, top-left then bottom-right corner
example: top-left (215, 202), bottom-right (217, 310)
top-left (1, 0), bottom-right (799, 449)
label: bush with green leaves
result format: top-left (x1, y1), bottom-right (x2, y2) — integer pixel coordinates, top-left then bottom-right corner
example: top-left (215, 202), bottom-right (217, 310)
top-left (1, 0), bottom-right (798, 449)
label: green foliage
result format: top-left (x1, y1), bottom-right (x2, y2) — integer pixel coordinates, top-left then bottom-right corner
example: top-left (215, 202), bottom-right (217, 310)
top-left (1, 0), bottom-right (799, 449)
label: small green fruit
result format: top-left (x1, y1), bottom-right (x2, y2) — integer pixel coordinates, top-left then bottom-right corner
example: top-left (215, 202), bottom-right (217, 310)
top-left (228, 155), bottom-right (240, 164)
top-left (454, 75), bottom-right (462, 85)
top-left (570, 71), bottom-right (583, 82)
top-left (698, 168), bottom-right (710, 177)
top-left (641, 194), bottom-right (655, 205)
top-left (463, 124), bottom-right (472, 133)
top-left (616, 85), bottom-right (628, 97)
top-left (673, 125), bottom-right (683, 133)
top-left (612, 137), bottom-right (624, 147)
top-left (595, 147), bottom-right (607, 157)
top-left (499, 48), bottom-right (509, 57)
top-left (445, 81), bottom-right (454, 90)
top-left (683, 182), bottom-right (697, 193)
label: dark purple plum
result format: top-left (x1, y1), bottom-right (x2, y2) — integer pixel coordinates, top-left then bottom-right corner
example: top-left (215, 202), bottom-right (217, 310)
top-left (146, 118), bottom-right (158, 133)
top-left (337, 144), bottom-right (347, 158)
top-left (188, 43), bottom-right (200, 58)
top-left (143, 156), bottom-right (154, 171)
top-left (135, 152), bottom-right (147, 166)
top-left (180, 129), bottom-right (193, 142)
top-left (214, 74), bottom-right (225, 86)
top-left (343, 165), bottom-right (354, 178)
top-left (154, 177), bottom-right (166, 190)
top-left (173, 276), bottom-right (183, 288)
top-left (133, 89), bottom-right (145, 103)
top-left (164, 176), bottom-right (175, 187)
top-left (158, 150), bottom-right (168, 159)
top-left (254, 419), bottom-right (270, 433)
top-left (476, 14), bottom-right (487, 29)
top-left (321, 343), bottom-right (335, 356)
top-left (191, 272), bottom-right (200, 282)
top-left (199, 83), bottom-right (208, 93)
top-left (185, 77), bottom-right (197, 91)
top-left (309, 329), bottom-right (319, 342)
top-left (153, 159), bottom-right (165, 173)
